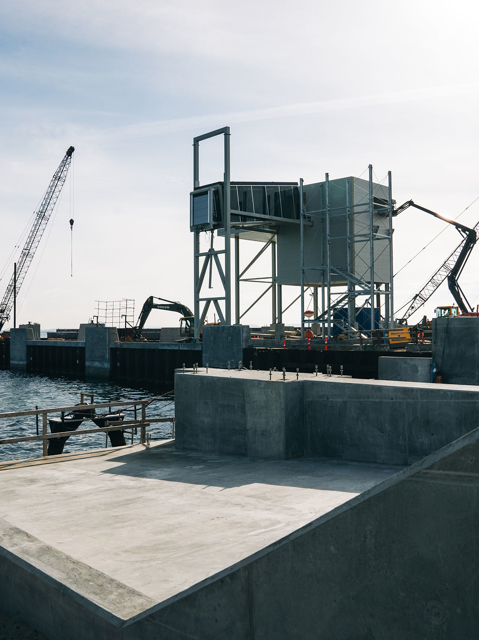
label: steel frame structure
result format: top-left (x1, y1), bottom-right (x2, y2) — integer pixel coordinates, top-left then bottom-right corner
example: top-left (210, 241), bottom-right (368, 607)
top-left (193, 127), bottom-right (231, 340)
top-left (191, 130), bottom-right (395, 339)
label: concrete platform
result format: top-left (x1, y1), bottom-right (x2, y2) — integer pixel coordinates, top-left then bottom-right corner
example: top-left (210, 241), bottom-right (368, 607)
top-left (0, 442), bottom-right (400, 639)
top-left (176, 368), bottom-right (479, 464)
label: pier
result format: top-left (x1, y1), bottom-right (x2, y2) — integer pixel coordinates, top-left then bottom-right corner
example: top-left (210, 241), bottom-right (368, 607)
top-left (0, 366), bottom-right (477, 638)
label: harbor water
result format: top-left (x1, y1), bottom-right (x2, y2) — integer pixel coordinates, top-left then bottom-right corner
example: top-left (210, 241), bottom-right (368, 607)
top-left (0, 370), bottom-right (175, 462)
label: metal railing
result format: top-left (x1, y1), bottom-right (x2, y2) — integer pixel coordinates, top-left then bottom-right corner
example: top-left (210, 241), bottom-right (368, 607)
top-left (0, 393), bottom-right (175, 458)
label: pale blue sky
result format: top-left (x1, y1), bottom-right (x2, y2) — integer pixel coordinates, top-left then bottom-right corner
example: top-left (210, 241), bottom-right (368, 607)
top-left (0, 0), bottom-right (478, 329)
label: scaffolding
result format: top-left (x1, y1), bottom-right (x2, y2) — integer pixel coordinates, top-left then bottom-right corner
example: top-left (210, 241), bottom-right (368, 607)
top-left (94, 299), bottom-right (135, 328)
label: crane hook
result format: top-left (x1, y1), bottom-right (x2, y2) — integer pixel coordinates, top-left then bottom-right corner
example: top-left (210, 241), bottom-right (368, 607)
top-left (69, 218), bottom-right (74, 230)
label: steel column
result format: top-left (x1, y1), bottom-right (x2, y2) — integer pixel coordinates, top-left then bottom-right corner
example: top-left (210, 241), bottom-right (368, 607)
top-left (368, 164), bottom-right (375, 332)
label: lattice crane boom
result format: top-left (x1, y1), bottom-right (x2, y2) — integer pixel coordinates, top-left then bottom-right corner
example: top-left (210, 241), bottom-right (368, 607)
top-left (0, 146), bottom-right (75, 331)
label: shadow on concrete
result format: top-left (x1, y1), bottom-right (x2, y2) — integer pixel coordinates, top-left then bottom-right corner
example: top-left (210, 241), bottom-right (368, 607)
top-left (100, 441), bottom-right (403, 492)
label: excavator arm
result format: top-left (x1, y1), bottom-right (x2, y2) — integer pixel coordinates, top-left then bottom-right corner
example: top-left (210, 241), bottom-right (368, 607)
top-left (133, 296), bottom-right (194, 339)
top-left (395, 201), bottom-right (477, 315)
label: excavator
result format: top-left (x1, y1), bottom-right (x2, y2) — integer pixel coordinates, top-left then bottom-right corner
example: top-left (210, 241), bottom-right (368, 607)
top-left (132, 296), bottom-right (194, 341)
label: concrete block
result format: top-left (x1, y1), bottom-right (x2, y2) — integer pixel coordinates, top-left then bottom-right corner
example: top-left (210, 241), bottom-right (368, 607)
top-left (19, 322), bottom-right (40, 340)
top-left (202, 324), bottom-right (251, 369)
top-left (305, 378), bottom-right (479, 464)
top-left (175, 370), bottom-right (303, 459)
top-left (78, 322), bottom-right (105, 342)
top-left (10, 327), bottom-right (34, 370)
top-left (84, 325), bottom-right (118, 377)
top-left (378, 356), bottom-right (432, 382)
top-left (433, 316), bottom-right (479, 384)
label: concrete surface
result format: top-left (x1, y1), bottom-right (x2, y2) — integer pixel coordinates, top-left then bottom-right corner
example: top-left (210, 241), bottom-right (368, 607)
top-left (378, 355), bottom-right (432, 382)
top-left (176, 369), bottom-right (304, 458)
top-left (0, 610), bottom-right (46, 640)
top-left (176, 368), bottom-right (479, 464)
top-left (433, 315), bottom-right (479, 384)
top-left (202, 324), bottom-right (252, 368)
top-left (19, 323), bottom-right (40, 341)
top-left (9, 327), bottom-right (34, 371)
top-left (0, 442), bottom-right (398, 639)
top-left (142, 426), bottom-right (478, 640)
top-left (84, 325), bottom-right (119, 377)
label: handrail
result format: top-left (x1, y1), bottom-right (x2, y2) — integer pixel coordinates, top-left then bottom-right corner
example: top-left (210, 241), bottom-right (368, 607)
top-left (0, 392), bottom-right (175, 457)
top-left (0, 396), bottom-right (165, 420)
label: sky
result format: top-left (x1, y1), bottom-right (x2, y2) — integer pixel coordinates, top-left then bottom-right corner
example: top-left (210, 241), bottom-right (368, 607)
top-left (0, 0), bottom-right (478, 331)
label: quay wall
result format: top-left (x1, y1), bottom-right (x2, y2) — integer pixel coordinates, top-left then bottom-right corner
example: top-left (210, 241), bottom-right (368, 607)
top-left (7, 325), bottom-right (431, 384)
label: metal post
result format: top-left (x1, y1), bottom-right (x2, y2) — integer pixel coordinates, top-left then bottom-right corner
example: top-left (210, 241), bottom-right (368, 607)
top-left (13, 263), bottom-right (17, 328)
top-left (325, 174), bottom-right (331, 339)
top-left (224, 129), bottom-right (231, 325)
top-left (42, 412), bottom-right (47, 457)
top-left (368, 165), bottom-right (375, 332)
top-left (388, 170), bottom-right (394, 328)
top-left (194, 232), bottom-right (200, 340)
top-left (300, 178), bottom-right (305, 339)
top-left (140, 402), bottom-right (146, 445)
top-left (272, 238), bottom-right (277, 325)
top-left (278, 285), bottom-right (283, 324)
top-left (235, 235), bottom-right (240, 324)
top-left (346, 178), bottom-right (354, 332)
top-left (313, 287), bottom-right (318, 320)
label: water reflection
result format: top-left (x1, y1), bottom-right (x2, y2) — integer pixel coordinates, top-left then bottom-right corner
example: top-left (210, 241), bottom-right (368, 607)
top-left (0, 371), bottom-right (174, 462)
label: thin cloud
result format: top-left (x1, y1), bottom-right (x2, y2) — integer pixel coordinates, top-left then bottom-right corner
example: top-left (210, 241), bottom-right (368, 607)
top-left (93, 84), bottom-right (479, 142)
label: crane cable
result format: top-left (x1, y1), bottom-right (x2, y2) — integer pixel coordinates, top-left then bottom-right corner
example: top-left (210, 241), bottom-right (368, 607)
top-left (394, 195), bottom-right (479, 278)
top-left (70, 153), bottom-right (74, 277)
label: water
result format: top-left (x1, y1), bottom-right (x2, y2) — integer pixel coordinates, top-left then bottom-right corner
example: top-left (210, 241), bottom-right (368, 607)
top-left (0, 370), bottom-right (175, 462)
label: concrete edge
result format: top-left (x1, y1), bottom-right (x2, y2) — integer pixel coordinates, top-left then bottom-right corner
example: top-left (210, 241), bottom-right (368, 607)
top-left (0, 440), bottom-right (174, 472)
top-left (120, 424), bottom-right (479, 626)
top-left (0, 520), bottom-right (157, 626)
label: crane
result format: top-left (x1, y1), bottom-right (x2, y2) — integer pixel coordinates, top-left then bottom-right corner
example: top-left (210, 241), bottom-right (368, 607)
top-left (395, 200), bottom-right (477, 320)
top-left (0, 146), bottom-right (75, 331)
top-left (133, 296), bottom-right (194, 340)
